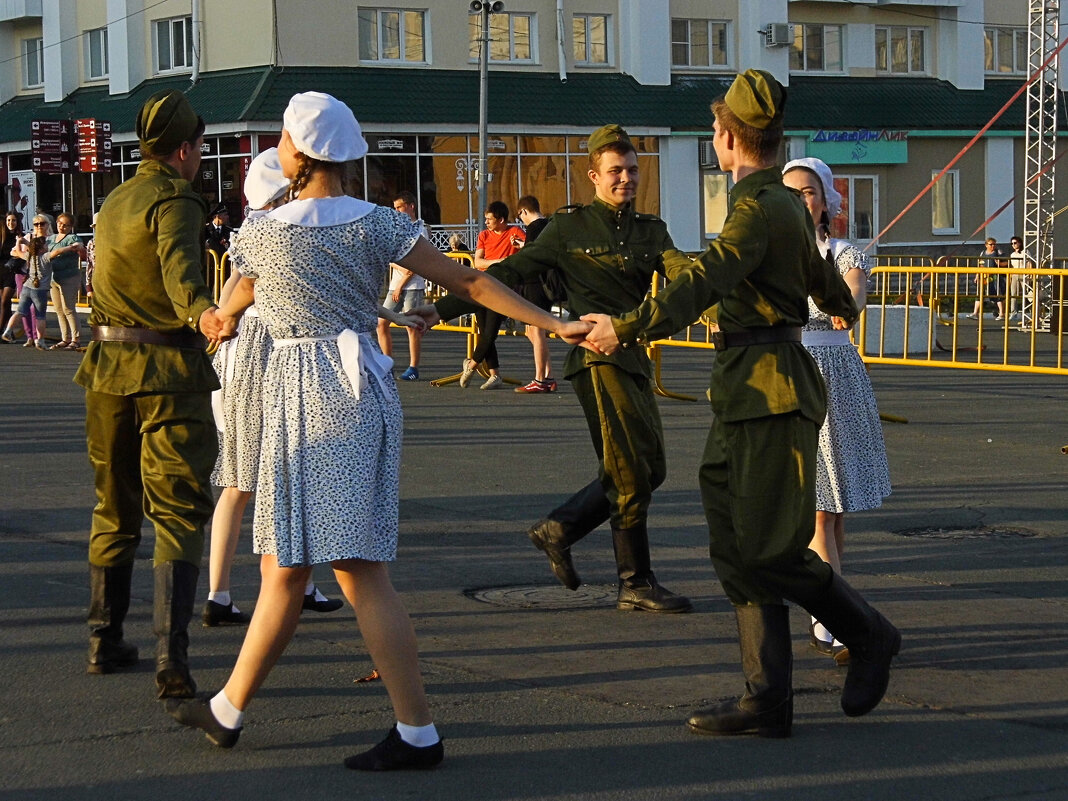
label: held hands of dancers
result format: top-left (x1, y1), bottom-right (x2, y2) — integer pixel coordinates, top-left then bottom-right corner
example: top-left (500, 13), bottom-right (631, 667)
top-left (199, 307), bottom-right (239, 347)
top-left (579, 313), bottom-right (620, 355)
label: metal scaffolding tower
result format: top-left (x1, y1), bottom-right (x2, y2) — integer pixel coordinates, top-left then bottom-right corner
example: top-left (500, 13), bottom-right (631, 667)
top-left (1022, 0), bottom-right (1060, 330)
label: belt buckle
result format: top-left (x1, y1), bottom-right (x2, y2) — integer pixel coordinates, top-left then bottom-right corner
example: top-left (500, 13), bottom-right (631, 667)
top-left (710, 331), bottom-right (726, 350)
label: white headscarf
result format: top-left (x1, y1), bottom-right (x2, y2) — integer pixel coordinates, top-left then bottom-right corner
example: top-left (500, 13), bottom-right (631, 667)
top-left (782, 157), bottom-right (842, 218)
top-left (244, 148), bottom-right (289, 210)
top-left (283, 92), bottom-right (368, 163)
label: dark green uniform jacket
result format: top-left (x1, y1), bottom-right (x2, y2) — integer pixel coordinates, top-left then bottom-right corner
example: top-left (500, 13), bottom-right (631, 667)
top-left (435, 198), bottom-right (694, 380)
top-left (75, 159), bottom-right (217, 395)
top-left (612, 167), bottom-right (858, 423)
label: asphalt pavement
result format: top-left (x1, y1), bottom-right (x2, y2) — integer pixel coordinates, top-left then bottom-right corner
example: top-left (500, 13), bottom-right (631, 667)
top-left (1, 328), bottom-right (1066, 801)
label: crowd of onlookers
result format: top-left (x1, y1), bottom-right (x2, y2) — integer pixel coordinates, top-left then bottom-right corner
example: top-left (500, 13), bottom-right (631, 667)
top-left (1, 208), bottom-right (95, 350)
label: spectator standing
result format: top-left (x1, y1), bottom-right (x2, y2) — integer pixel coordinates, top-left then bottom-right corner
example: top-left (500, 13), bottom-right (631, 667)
top-left (376, 191), bottom-right (428, 381)
top-left (205, 204), bottom-right (234, 264)
top-left (6, 227), bottom-right (55, 349)
top-left (969, 238), bottom-right (1006, 320)
top-left (460, 200), bottom-right (525, 390)
top-left (74, 89), bottom-right (227, 698)
top-left (1007, 236), bottom-right (1027, 320)
top-left (1, 211), bottom-right (23, 338)
top-left (782, 157), bottom-right (892, 661)
top-left (47, 212), bottom-right (87, 349)
top-left (513, 195), bottom-right (557, 393)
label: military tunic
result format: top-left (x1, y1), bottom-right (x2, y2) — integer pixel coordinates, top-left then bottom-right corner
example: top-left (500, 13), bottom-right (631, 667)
top-left (612, 167), bottom-right (858, 605)
top-left (436, 198), bottom-right (692, 530)
top-left (75, 159), bottom-right (218, 568)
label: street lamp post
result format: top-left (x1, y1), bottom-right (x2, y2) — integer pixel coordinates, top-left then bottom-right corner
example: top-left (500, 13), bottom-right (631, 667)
top-left (470, 1), bottom-right (503, 226)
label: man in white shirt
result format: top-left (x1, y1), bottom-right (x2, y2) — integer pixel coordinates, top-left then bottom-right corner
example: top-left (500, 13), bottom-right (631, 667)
top-left (377, 191), bottom-right (428, 380)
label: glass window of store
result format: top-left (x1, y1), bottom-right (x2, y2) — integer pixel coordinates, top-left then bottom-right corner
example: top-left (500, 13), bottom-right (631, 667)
top-left (931, 170), bottom-right (958, 235)
top-left (154, 16), bottom-right (193, 74)
top-left (829, 175), bottom-right (876, 242)
top-left (85, 27), bottom-right (109, 80)
top-left (470, 12), bottom-right (536, 63)
top-left (672, 19), bottom-right (729, 70)
top-left (876, 26), bottom-right (927, 75)
top-left (23, 37), bottom-right (44, 88)
top-left (573, 14), bottom-right (611, 66)
top-left (984, 27), bottom-right (1026, 75)
top-left (790, 24), bottom-right (843, 73)
top-left (358, 9), bottom-right (428, 63)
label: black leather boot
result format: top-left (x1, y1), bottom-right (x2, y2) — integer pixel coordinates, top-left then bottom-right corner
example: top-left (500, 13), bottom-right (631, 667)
top-left (612, 525), bottom-right (691, 613)
top-left (87, 562), bottom-right (139, 675)
top-left (688, 604), bottom-right (793, 738)
top-left (154, 560), bottom-right (199, 699)
top-left (528, 479), bottom-right (611, 590)
top-left (804, 572), bottom-right (900, 717)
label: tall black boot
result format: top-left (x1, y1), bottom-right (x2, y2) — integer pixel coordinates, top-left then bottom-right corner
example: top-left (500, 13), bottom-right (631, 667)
top-left (154, 560), bottom-right (199, 699)
top-left (87, 562), bottom-right (139, 675)
top-left (612, 525), bottom-right (691, 613)
top-left (688, 604), bottom-right (793, 738)
top-left (528, 479), bottom-right (611, 590)
top-left (804, 572), bottom-right (901, 717)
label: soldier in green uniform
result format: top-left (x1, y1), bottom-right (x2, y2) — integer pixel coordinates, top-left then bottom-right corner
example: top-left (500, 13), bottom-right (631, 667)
top-left (432, 124), bottom-right (693, 613)
top-left (584, 71), bottom-right (901, 736)
top-left (75, 90), bottom-right (229, 698)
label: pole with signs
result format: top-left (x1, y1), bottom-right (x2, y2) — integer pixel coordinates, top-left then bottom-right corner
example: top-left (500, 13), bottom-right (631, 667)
top-left (470, 1), bottom-right (503, 226)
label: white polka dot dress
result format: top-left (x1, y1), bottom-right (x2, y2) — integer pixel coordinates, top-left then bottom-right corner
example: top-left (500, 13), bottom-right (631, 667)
top-left (229, 198), bottom-right (421, 567)
top-left (804, 241), bottom-right (892, 513)
top-left (211, 311), bottom-right (271, 492)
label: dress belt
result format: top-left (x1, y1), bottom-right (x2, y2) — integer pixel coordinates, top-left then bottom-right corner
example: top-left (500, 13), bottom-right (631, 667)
top-left (801, 329), bottom-right (852, 346)
top-left (273, 330), bottom-right (393, 401)
top-left (91, 325), bottom-right (207, 349)
top-left (711, 326), bottom-right (802, 351)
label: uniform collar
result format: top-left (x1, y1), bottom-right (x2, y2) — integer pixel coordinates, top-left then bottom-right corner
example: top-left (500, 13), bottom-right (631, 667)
top-left (591, 197), bottom-right (634, 220)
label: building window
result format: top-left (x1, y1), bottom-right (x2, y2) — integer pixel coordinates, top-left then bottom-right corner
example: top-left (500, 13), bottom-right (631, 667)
top-left (22, 37), bottom-right (44, 88)
top-left (671, 19), bottom-right (728, 69)
top-left (789, 24), bottom-right (843, 73)
top-left (85, 27), bottom-right (109, 79)
top-left (358, 8), bottom-right (427, 63)
top-left (573, 14), bottom-right (610, 65)
top-left (154, 16), bottom-right (193, 73)
top-left (830, 176), bottom-right (877, 242)
top-left (931, 170), bottom-right (959, 235)
top-left (984, 27), bottom-right (1027, 75)
top-left (876, 26), bottom-right (926, 75)
top-left (469, 12), bottom-right (536, 63)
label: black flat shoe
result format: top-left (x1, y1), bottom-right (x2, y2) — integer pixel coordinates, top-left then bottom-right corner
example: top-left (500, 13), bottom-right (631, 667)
top-left (165, 698), bottom-right (242, 748)
top-left (202, 600), bottom-right (251, 627)
top-left (344, 725), bottom-right (443, 771)
top-left (302, 588), bottom-right (344, 613)
top-left (809, 620), bottom-right (835, 655)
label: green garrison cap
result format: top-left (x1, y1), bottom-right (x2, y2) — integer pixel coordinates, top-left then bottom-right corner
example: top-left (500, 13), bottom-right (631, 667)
top-left (587, 124), bottom-right (632, 154)
top-left (723, 69), bottom-right (786, 130)
top-left (136, 90), bottom-right (201, 156)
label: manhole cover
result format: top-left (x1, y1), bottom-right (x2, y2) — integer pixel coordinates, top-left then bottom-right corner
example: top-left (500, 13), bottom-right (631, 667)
top-left (895, 526), bottom-right (1037, 540)
top-left (465, 584), bottom-right (616, 609)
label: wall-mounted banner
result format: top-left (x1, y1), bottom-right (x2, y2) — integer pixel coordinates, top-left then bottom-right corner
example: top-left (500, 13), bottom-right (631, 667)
top-left (807, 129), bottom-right (909, 165)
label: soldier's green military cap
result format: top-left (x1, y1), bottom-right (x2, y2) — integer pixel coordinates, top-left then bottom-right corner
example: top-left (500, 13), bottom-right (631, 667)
top-left (136, 90), bottom-right (202, 157)
top-left (723, 69), bottom-right (786, 130)
top-left (587, 124), bottom-right (632, 154)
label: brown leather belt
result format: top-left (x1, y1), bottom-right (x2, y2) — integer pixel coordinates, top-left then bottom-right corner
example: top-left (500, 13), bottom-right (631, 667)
top-left (91, 325), bottom-right (207, 349)
top-left (711, 326), bottom-right (802, 351)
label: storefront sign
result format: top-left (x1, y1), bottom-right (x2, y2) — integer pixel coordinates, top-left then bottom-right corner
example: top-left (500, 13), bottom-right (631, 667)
top-left (807, 129), bottom-right (909, 165)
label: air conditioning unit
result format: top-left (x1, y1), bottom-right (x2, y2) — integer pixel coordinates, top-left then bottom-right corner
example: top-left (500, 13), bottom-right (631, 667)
top-left (699, 140), bottom-right (718, 168)
top-left (764, 23), bottom-right (793, 48)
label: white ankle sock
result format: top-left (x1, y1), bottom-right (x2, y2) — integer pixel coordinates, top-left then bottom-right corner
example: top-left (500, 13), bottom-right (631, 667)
top-left (210, 690), bottom-right (244, 730)
top-left (208, 590), bottom-right (232, 606)
top-left (304, 579), bottom-right (315, 595)
top-left (396, 721), bottom-right (439, 747)
top-left (812, 618), bottom-right (834, 644)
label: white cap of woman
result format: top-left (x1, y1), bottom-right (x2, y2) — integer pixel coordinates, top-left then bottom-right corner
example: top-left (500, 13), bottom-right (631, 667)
top-left (782, 156), bottom-right (842, 218)
top-left (282, 91), bottom-right (368, 162)
top-left (243, 148), bottom-right (290, 210)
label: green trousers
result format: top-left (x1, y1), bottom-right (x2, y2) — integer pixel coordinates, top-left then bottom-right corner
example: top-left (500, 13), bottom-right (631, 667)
top-left (699, 411), bottom-right (832, 606)
top-left (570, 363), bottom-right (666, 530)
top-left (85, 389), bottom-right (217, 567)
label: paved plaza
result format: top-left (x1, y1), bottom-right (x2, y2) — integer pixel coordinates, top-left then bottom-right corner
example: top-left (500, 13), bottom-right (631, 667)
top-left (1, 330), bottom-right (1066, 801)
